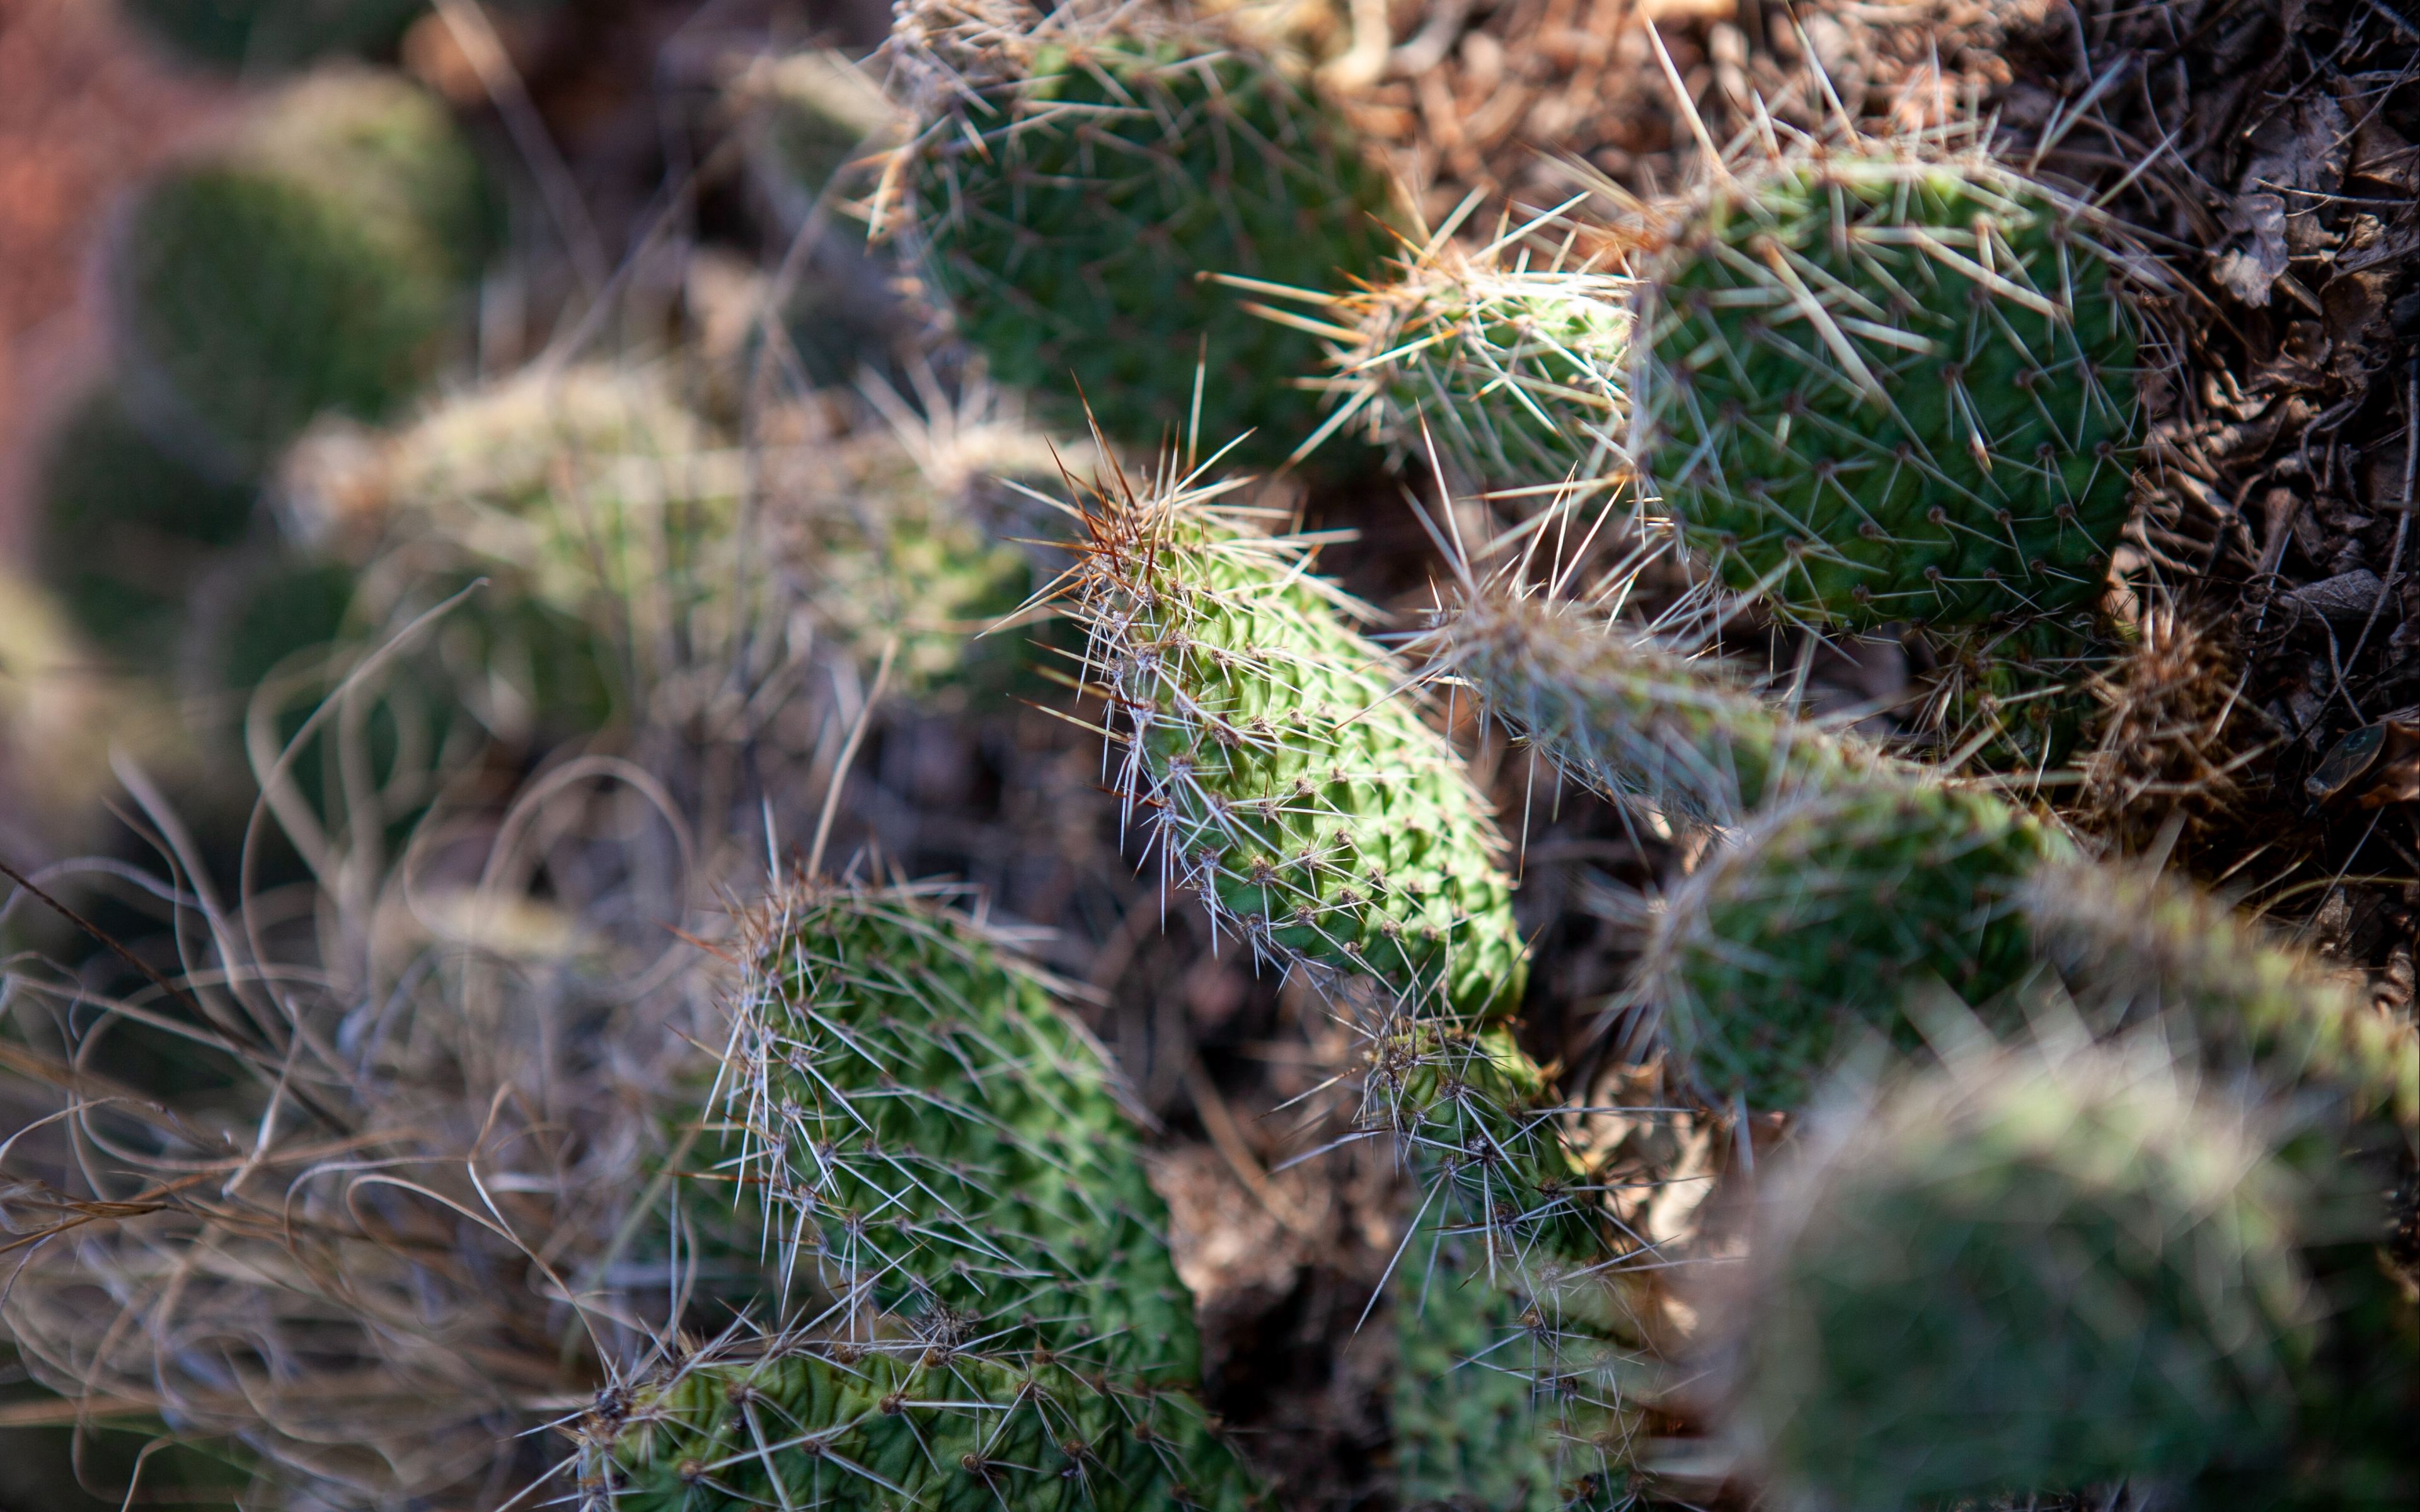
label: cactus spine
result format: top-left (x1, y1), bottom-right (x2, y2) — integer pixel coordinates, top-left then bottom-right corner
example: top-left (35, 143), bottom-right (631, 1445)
top-left (116, 67), bottom-right (487, 476)
top-left (1061, 464), bottom-right (1526, 1020)
top-left (590, 881), bottom-right (1256, 1509)
top-left (1732, 1043), bottom-right (2310, 1508)
top-left (1634, 147), bottom-right (2141, 629)
top-left (893, 1), bottom-right (1397, 460)
top-left (1920, 612), bottom-right (2111, 782)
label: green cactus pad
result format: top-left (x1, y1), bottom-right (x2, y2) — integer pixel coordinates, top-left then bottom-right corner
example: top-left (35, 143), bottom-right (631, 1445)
top-left (116, 69), bottom-right (487, 475)
top-left (593, 1335), bottom-right (1255, 1512)
top-left (2022, 859), bottom-right (2419, 1130)
top-left (1738, 1045), bottom-right (2309, 1506)
top-left (897, 8), bottom-right (1397, 461)
top-left (285, 364), bottom-right (735, 740)
top-left (1424, 584), bottom-right (1891, 828)
top-left (1062, 471), bottom-right (1526, 1020)
top-left (1637, 151), bottom-right (2141, 629)
top-left (1326, 253), bottom-right (1635, 486)
top-left (1922, 612), bottom-right (2112, 783)
top-left (1383, 1031), bottom-right (1647, 1512)
top-left (1648, 782), bottom-right (2070, 1111)
top-left (589, 881), bottom-right (1257, 1510)
top-left (717, 883), bottom-right (1202, 1381)
top-left (35, 392), bottom-right (258, 663)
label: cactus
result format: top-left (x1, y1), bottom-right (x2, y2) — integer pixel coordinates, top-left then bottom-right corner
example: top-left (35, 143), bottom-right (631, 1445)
top-left (587, 880), bottom-right (1256, 1509)
top-left (892, 0), bottom-right (1397, 461)
top-left (1059, 462), bottom-right (1526, 1021)
top-left (115, 67), bottom-right (488, 476)
top-left (1642, 781), bottom-right (2070, 1111)
top-left (767, 399), bottom-right (1051, 697)
top-left (1383, 1033), bottom-right (1649, 1512)
top-left (35, 391), bottom-right (259, 663)
top-left (1416, 580), bottom-right (1892, 828)
top-left (122, 0), bottom-right (430, 71)
top-left (1919, 612), bottom-right (2110, 783)
top-left (2020, 859), bottom-right (2419, 1130)
top-left (281, 364), bottom-right (735, 739)
top-left (1316, 242), bottom-right (1637, 486)
top-left (1633, 147), bottom-right (2142, 629)
top-left (1730, 1042), bottom-right (2311, 1508)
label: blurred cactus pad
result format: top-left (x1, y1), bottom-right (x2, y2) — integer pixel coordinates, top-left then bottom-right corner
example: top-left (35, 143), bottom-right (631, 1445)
top-left (1637, 148), bottom-right (2142, 628)
top-left (1648, 781), bottom-right (2070, 1110)
top-left (894, 1), bottom-right (1398, 460)
top-left (591, 881), bottom-right (1256, 1510)
top-left (122, 0), bottom-right (432, 71)
top-left (1061, 469), bottom-right (1526, 1020)
top-left (281, 364), bottom-right (740, 739)
top-left (1734, 1045), bottom-right (2311, 1508)
top-left (36, 390), bottom-right (258, 662)
top-left (115, 67), bottom-right (489, 476)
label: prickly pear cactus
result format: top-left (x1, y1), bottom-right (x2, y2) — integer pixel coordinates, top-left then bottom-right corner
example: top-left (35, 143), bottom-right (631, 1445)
top-left (2022, 859), bottom-right (2420, 1130)
top-left (765, 399), bottom-right (1051, 697)
top-left (35, 392), bottom-right (258, 663)
top-left (1645, 782), bottom-right (2070, 1110)
top-left (1323, 250), bottom-right (1635, 486)
top-left (1635, 149), bottom-right (2141, 629)
top-left (283, 364), bottom-right (734, 738)
top-left (1377, 1024), bottom-right (1646, 1512)
top-left (586, 881), bottom-right (1256, 1511)
top-left (894, 1), bottom-right (1397, 461)
top-left (1062, 467), bottom-right (1526, 1020)
top-left (1420, 583), bottom-right (1889, 828)
top-left (1732, 1043), bottom-right (2308, 1508)
top-left (122, 0), bottom-right (430, 71)
top-left (115, 68), bottom-right (487, 476)
top-left (1920, 612), bottom-right (2111, 782)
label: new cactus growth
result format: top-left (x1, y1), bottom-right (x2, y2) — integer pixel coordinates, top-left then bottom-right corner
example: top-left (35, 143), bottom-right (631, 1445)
top-left (1644, 781), bottom-right (2070, 1111)
top-left (1416, 581), bottom-right (1891, 828)
top-left (1729, 1043), bottom-right (2310, 1508)
top-left (115, 67), bottom-right (487, 476)
top-left (591, 880), bottom-right (1255, 1509)
top-left (1060, 462), bottom-right (1526, 1020)
top-left (1634, 147), bottom-right (2142, 629)
top-left (892, 1), bottom-right (1397, 460)
top-left (1378, 1026), bottom-right (1647, 1511)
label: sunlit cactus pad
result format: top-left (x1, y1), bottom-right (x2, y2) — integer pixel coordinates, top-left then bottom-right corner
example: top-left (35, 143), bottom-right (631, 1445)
top-left (1650, 782), bottom-right (2069, 1109)
top-left (1063, 469), bottom-right (1525, 1019)
top-left (1324, 249), bottom-right (1635, 484)
top-left (897, 5), bottom-right (1396, 459)
top-left (719, 882), bottom-right (1204, 1379)
top-left (1736, 1045), bottom-right (2308, 1507)
top-left (592, 1336), bottom-right (1255, 1512)
top-left (1637, 150), bottom-right (2141, 628)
